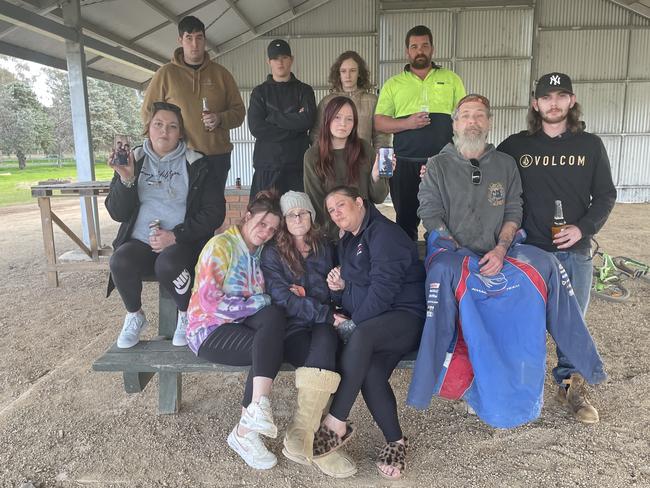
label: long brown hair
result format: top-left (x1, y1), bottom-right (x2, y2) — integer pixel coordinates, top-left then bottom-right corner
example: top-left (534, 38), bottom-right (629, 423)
top-left (316, 97), bottom-right (367, 186)
top-left (526, 101), bottom-right (584, 135)
top-left (328, 51), bottom-right (372, 92)
top-left (274, 217), bottom-right (324, 278)
top-left (238, 189), bottom-right (283, 228)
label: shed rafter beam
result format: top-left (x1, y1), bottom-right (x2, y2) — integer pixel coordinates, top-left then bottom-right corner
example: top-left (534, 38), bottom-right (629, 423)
top-left (285, 0), bottom-right (297, 16)
top-left (225, 0), bottom-right (256, 33)
top-left (140, 0), bottom-right (178, 24)
top-left (0, 0), bottom-right (158, 73)
top-left (0, 0), bottom-right (58, 39)
top-left (213, 0), bottom-right (332, 56)
top-left (0, 40), bottom-right (146, 90)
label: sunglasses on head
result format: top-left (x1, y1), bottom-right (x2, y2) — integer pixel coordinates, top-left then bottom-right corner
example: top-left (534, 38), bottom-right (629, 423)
top-left (151, 101), bottom-right (182, 113)
top-left (469, 158), bottom-right (481, 185)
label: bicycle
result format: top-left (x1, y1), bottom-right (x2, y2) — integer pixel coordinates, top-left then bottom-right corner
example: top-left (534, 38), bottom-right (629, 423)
top-left (612, 255), bottom-right (650, 284)
top-left (591, 239), bottom-right (630, 302)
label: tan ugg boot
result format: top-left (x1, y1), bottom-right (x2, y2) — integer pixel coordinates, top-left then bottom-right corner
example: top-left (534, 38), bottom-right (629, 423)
top-left (282, 367), bottom-right (340, 465)
top-left (557, 373), bottom-right (599, 424)
top-left (313, 449), bottom-right (357, 478)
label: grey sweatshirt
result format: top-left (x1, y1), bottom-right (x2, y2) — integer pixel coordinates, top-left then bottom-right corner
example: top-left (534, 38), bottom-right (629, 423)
top-left (418, 143), bottom-right (523, 255)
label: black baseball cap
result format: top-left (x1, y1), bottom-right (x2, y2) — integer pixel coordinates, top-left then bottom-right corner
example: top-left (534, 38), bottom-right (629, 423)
top-left (267, 39), bottom-right (292, 59)
top-left (534, 72), bottom-right (574, 98)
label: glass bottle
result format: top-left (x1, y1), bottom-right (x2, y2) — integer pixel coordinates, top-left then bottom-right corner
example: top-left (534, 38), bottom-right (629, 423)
top-left (551, 200), bottom-right (567, 239)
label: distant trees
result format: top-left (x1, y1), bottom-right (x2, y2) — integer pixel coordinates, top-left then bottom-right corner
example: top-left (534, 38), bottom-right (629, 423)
top-left (0, 60), bottom-right (142, 169)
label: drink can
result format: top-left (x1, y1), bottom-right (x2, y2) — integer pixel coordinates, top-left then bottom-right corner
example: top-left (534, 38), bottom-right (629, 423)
top-left (235, 177), bottom-right (242, 189)
top-left (149, 219), bottom-right (161, 236)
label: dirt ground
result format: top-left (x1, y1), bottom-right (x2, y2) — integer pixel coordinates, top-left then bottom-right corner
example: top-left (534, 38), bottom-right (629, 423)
top-left (0, 199), bottom-right (648, 488)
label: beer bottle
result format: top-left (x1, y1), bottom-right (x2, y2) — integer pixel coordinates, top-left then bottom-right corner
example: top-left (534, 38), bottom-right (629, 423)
top-left (551, 200), bottom-right (567, 239)
top-left (235, 177), bottom-right (242, 190)
top-left (201, 97), bottom-right (211, 132)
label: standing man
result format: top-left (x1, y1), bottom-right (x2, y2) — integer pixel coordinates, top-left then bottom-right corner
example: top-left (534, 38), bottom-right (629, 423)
top-left (375, 25), bottom-right (465, 240)
top-left (498, 72), bottom-right (617, 424)
top-left (248, 39), bottom-right (316, 197)
top-left (142, 16), bottom-right (245, 193)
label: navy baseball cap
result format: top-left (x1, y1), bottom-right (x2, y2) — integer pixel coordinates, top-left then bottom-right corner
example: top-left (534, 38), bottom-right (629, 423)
top-left (267, 39), bottom-right (291, 59)
top-left (534, 72), bottom-right (574, 98)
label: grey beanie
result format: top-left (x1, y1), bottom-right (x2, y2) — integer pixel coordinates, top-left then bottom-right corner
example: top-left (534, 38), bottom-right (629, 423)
top-left (280, 191), bottom-right (316, 222)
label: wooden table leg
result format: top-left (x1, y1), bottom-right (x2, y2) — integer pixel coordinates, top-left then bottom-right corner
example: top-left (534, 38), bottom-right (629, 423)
top-left (38, 197), bottom-right (59, 287)
top-left (84, 196), bottom-right (99, 261)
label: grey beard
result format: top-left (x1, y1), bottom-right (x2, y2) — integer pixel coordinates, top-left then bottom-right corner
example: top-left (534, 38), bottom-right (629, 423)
top-left (454, 133), bottom-right (488, 156)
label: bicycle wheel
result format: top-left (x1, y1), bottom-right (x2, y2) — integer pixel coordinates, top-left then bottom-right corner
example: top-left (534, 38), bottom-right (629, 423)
top-left (591, 282), bottom-right (631, 302)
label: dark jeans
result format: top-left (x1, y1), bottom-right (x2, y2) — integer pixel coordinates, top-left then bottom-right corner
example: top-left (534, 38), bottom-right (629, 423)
top-left (109, 239), bottom-right (198, 312)
top-left (205, 152), bottom-right (231, 194)
top-left (249, 166), bottom-right (303, 198)
top-left (329, 310), bottom-right (423, 442)
top-left (198, 305), bottom-right (338, 406)
top-left (389, 157), bottom-right (425, 240)
top-left (552, 250), bottom-right (594, 384)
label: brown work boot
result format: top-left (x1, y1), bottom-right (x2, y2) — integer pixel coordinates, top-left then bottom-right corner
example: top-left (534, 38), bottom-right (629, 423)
top-left (556, 373), bottom-right (599, 424)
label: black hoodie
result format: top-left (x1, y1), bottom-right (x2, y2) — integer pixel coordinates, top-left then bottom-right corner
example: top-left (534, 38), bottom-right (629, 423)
top-left (497, 129), bottom-right (616, 253)
top-left (247, 73), bottom-right (316, 170)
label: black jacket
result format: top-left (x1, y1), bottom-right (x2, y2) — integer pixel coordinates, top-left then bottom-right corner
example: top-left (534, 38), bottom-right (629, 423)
top-left (261, 241), bottom-right (335, 333)
top-left (248, 73), bottom-right (316, 170)
top-left (497, 130), bottom-right (617, 253)
top-left (104, 146), bottom-right (225, 294)
top-left (334, 202), bottom-right (426, 324)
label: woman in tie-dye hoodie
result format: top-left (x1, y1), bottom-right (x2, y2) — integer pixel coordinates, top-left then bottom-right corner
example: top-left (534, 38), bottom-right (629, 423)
top-left (186, 190), bottom-right (285, 470)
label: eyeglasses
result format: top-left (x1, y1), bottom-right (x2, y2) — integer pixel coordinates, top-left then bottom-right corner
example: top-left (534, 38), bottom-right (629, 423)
top-left (285, 211), bottom-right (311, 222)
top-left (469, 158), bottom-right (481, 185)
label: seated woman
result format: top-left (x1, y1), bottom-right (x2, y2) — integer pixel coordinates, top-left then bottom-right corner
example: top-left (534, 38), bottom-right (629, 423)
top-left (315, 186), bottom-right (425, 480)
top-left (105, 101), bottom-right (224, 349)
top-left (303, 96), bottom-right (393, 241)
top-left (260, 191), bottom-right (355, 478)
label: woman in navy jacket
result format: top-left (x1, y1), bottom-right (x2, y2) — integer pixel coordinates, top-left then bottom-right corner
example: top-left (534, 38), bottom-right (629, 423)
top-left (260, 191), bottom-right (355, 478)
top-left (314, 185), bottom-right (425, 480)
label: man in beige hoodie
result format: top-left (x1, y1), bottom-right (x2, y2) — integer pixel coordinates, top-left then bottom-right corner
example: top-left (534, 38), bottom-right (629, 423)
top-left (142, 16), bottom-right (245, 192)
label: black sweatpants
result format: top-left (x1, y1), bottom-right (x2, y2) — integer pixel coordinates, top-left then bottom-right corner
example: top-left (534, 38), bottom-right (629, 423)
top-left (197, 305), bottom-right (338, 407)
top-left (389, 157), bottom-right (427, 241)
top-left (249, 166), bottom-right (303, 198)
top-left (109, 239), bottom-right (198, 312)
top-left (329, 310), bottom-right (423, 442)
top-left (205, 152), bottom-right (231, 194)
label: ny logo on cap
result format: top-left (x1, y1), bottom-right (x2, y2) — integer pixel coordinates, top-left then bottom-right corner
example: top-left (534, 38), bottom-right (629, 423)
top-left (550, 75), bottom-right (561, 85)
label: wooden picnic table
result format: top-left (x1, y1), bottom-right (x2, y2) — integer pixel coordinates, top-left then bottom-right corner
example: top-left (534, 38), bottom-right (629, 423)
top-left (31, 180), bottom-right (112, 287)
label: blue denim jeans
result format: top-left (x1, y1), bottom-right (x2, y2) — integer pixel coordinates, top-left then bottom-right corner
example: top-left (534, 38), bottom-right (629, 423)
top-left (552, 250), bottom-right (593, 384)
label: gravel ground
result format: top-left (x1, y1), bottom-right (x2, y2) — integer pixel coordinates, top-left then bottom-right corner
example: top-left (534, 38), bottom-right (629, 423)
top-left (1, 200), bottom-right (648, 488)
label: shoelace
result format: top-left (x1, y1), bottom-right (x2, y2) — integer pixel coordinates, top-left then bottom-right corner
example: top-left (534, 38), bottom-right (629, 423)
top-left (124, 315), bottom-right (143, 333)
top-left (243, 432), bottom-right (269, 455)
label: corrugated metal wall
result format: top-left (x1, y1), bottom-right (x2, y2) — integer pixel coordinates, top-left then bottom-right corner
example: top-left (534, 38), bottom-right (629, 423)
top-left (217, 0), bottom-right (650, 201)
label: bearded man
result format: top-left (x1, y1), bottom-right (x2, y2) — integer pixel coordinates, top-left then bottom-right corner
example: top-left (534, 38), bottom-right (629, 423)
top-left (375, 25), bottom-right (466, 240)
top-left (498, 73), bottom-right (616, 424)
top-left (418, 94), bottom-right (522, 276)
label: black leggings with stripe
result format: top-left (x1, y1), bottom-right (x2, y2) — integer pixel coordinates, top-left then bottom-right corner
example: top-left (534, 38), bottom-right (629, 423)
top-left (197, 305), bottom-right (338, 407)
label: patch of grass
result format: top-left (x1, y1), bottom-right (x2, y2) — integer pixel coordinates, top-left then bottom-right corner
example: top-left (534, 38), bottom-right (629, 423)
top-left (0, 159), bottom-right (114, 207)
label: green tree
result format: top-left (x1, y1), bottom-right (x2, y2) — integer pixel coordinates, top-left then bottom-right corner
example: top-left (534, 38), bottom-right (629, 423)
top-left (0, 81), bottom-right (51, 169)
top-left (44, 68), bottom-right (74, 165)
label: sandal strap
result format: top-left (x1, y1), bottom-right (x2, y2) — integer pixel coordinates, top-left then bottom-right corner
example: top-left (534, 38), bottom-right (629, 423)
top-left (313, 421), bottom-right (355, 458)
top-left (377, 437), bottom-right (408, 472)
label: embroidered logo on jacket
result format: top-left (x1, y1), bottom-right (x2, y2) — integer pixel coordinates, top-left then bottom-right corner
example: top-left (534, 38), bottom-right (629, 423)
top-left (356, 243), bottom-right (364, 256)
top-left (487, 182), bottom-right (505, 206)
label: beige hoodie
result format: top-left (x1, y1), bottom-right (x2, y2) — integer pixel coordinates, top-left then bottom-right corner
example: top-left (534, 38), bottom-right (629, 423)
top-left (142, 47), bottom-right (245, 156)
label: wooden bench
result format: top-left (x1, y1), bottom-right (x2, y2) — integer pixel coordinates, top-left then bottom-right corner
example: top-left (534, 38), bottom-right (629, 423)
top-left (92, 283), bottom-right (418, 414)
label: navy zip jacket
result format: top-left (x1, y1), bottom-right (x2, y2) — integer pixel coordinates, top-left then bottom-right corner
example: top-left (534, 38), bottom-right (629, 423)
top-left (261, 241), bottom-right (335, 333)
top-left (248, 73), bottom-right (316, 170)
top-left (335, 202), bottom-right (426, 324)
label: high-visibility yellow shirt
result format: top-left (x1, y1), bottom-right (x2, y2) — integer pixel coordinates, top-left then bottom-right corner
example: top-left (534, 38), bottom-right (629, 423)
top-left (375, 65), bottom-right (466, 117)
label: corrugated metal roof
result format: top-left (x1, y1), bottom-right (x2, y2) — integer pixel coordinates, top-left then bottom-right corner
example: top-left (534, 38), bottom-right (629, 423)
top-left (624, 82), bottom-right (650, 132)
top-left (456, 59), bottom-right (531, 107)
top-left (629, 30), bottom-right (650, 78)
top-left (619, 136), bottom-right (650, 185)
top-left (457, 8), bottom-right (533, 58)
top-left (269, 0), bottom-right (376, 35)
top-left (539, 0), bottom-right (631, 26)
top-left (574, 82), bottom-right (626, 133)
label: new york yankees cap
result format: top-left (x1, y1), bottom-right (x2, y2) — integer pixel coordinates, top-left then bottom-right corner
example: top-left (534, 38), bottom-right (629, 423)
top-left (534, 72), bottom-right (574, 98)
top-left (267, 39), bottom-right (291, 59)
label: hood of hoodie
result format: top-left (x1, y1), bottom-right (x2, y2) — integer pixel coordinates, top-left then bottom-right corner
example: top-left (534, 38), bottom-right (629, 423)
top-left (222, 225), bottom-right (264, 287)
top-left (171, 47), bottom-right (210, 94)
top-left (264, 72), bottom-right (299, 85)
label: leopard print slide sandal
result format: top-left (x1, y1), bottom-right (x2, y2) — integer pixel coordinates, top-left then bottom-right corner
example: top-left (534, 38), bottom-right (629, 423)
top-left (312, 421), bottom-right (356, 459)
top-left (376, 437), bottom-right (408, 480)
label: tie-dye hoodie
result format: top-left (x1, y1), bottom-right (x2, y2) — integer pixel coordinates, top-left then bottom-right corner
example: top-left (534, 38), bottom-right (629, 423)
top-left (186, 225), bottom-right (270, 354)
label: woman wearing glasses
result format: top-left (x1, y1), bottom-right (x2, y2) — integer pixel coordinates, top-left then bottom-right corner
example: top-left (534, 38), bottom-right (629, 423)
top-left (313, 186), bottom-right (425, 480)
top-left (304, 96), bottom-right (394, 240)
top-left (105, 101), bottom-right (224, 349)
top-left (259, 191), bottom-right (355, 478)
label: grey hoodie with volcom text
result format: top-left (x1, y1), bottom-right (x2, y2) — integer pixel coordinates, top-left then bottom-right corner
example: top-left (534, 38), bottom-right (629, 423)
top-left (417, 142), bottom-right (523, 255)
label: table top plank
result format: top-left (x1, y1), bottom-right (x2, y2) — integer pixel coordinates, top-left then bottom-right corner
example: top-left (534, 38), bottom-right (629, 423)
top-left (31, 180), bottom-right (111, 198)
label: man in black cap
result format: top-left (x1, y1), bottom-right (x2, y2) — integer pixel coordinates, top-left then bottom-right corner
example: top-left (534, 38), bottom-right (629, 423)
top-left (498, 72), bottom-right (616, 425)
top-left (248, 39), bottom-right (316, 197)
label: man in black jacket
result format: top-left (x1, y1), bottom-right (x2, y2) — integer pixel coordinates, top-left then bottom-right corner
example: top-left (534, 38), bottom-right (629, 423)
top-left (498, 72), bottom-right (617, 425)
top-left (248, 39), bottom-right (316, 197)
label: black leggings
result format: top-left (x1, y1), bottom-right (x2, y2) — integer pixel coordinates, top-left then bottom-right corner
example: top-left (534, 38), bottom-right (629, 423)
top-left (329, 310), bottom-right (423, 442)
top-left (197, 305), bottom-right (338, 407)
top-left (110, 239), bottom-right (198, 312)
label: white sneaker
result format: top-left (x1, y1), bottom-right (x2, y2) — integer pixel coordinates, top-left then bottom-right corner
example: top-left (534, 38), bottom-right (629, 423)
top-left (116, 311), bottom-right (148, 349)
top-left (239, 396), bottom-right (278, 438)
top-left (172, 311), bottom-right (188, 346)
top-left (227, 426), bottom-right (277, 470)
